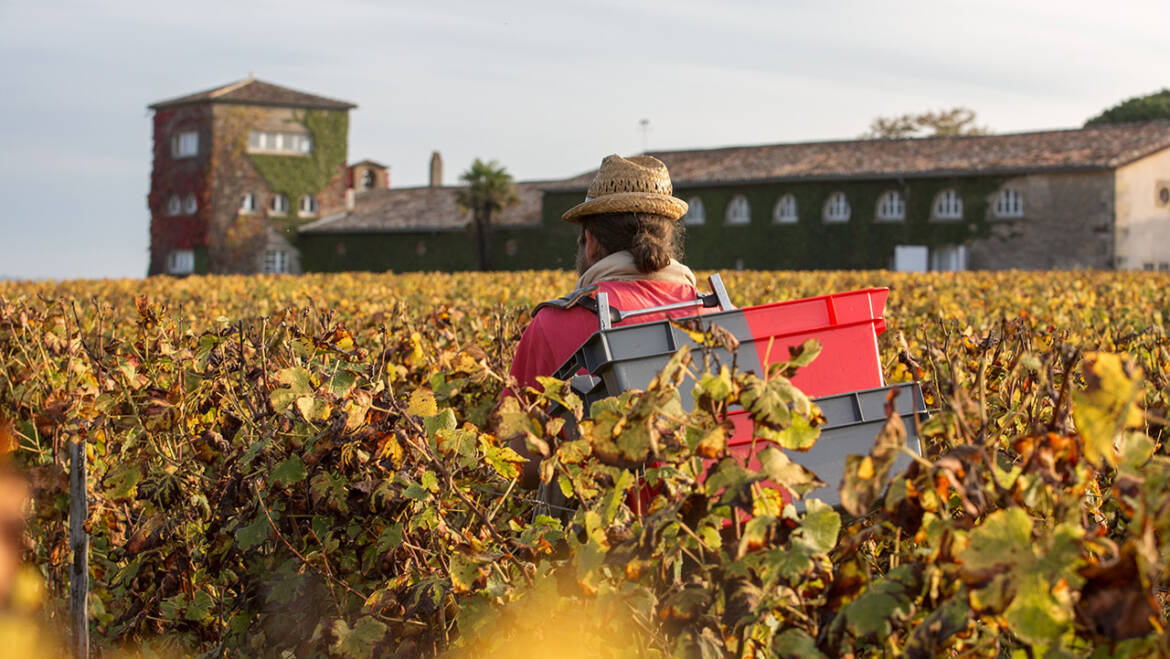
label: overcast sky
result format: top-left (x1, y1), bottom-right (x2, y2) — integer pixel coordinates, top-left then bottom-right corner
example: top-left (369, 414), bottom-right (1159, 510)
top-left (2, 0), bottom-right (1168, 280)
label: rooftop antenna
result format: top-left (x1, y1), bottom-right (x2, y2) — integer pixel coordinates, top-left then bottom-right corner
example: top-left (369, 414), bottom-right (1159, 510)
top-left (638, 118), bottom-right (650, 154)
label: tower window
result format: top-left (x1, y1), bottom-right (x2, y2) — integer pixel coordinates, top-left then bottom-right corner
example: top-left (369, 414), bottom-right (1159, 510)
top-left (249, 131), bottom-right (313, 155)
top-left (299, 195), bottom-right (318, 217)
top-left (240, 193), bottom-right (258, 213)
top-left (264, 250), bottom-right (289, 274)
top-left (183, 194), bottom-right (198, 215)
top-left (171, 131), bottom-right (198, 158)
top-left (167, 250), bottom-right (194, 275)
top-left (269, 194), bottom-right (289, 215)
top-left (166, 195), bottom-right (181, 216)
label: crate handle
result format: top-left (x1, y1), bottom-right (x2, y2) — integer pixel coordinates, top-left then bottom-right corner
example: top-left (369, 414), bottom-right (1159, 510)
top-left (596, 273), bottom-right (735, 331)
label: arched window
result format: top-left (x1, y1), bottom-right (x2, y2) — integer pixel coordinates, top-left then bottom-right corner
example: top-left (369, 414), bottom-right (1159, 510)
top-left (183, 194), bottom-right (198, 215)
top-left (875, 190), bottom-right (905, 221)
top-left (166, 195), bottom-right (181, 216)
top-left (299, 195), bottom-right (318, 217)
top-left (823, 191), bottom-right (851, 222)
top-left (773, 194), bottom-right (798, 223)
top-left (682, 197), bottom-right (706, 225)
top-left (726, 195), bottom-right (751, 225)
top-left (933, 189), bottom-right (963, 220)
top-left (993, 188), bottom-right (1023, 218)
top-left (269, 193), bottom-right (289, 215)
top-left (361, 169), bottom-right (376, 190)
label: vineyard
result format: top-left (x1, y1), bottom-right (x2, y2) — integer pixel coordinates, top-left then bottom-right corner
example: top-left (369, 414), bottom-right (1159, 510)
top-left (1, 269), bottom-right (1169, 657)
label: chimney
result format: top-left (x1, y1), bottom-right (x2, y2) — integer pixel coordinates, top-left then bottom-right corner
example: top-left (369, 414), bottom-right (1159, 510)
top-left (345, 189), bottom-right (355, 210)
top-left (429, 151), bottom-right (442, 187)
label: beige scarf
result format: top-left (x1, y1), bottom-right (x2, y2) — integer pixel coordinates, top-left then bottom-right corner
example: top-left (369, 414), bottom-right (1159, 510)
top-left (575, 250), bottom-right (697, 289)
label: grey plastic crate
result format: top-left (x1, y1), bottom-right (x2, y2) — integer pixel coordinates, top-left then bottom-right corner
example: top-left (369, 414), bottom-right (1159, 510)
top-left (731, 382), bottom-right (927, 509)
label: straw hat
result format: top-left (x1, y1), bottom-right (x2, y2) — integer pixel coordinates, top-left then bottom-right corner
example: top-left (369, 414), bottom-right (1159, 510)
top-left (562, 154), bottom-right (688, 222)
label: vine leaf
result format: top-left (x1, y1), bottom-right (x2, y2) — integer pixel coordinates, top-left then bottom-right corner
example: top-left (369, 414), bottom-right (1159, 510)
top-left (1073, 352), bottom-right (1143, 468)
top-left (331, 616), bottom-right (388, 659)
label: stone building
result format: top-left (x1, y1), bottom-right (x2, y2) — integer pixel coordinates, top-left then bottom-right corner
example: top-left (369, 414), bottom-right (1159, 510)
top-left (297, 121), bottom-right (1170, 273)
top-left (147, 77), bottom-right (356, 275)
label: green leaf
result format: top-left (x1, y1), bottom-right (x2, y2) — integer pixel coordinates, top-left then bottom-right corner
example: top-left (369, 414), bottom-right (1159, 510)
top-left (771, 412), bottom-right (821, 451)
top-left (1073, 352), bottom-right (1143, 468)
top-left (958, 507), bottom-right (1032, 572)
top-left (235, 515), bottom-right (270, 552)
top-left (423, 408), bottom-right (457, 437)
top-left (331, 616), bottom-right (388, 659)
top-left (483, 443), bottom-right (527, 480)
top-left (185, 591), bottom-right (214, 621)
top-left (271, 455), bottom-right (306, 488)
top-left (329, 369), bottom-right (358, 396)
top-left (757, 446), bottom-right (825, 498)
top-left (773, 628), bottom-right (826, 659)
top-left (272, 367), bottom-right (313, 412)
top-left (799, 499), bottom-right (840, 553)
top-left (449, 552), bottom-right (482, 593)
top-left (103, 463), bottom-right (142, 500)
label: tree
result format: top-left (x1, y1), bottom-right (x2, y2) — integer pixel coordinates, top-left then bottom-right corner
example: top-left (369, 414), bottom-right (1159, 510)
top-left (456, 159), bottom-right (518, 271)
top-left (862, 107), bottom-right (988, 139)
top-left (1085, 89), bottom-right (1170, 126)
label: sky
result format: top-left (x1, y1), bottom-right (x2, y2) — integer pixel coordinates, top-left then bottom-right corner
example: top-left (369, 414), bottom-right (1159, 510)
top-left (1, 0), bottom-right (1168, 280)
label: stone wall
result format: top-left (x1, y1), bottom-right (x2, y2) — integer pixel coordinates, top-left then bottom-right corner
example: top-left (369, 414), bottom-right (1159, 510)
top-left (1114, 149), bottom-right (1170, 270)
top-left (967, 171), bottom-right (1115, 270)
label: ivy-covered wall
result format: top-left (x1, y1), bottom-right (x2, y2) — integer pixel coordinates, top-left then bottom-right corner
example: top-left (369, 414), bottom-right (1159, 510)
top-left (208, 105), bottom-right (350, 274)
top-left (299, 176), bottom-right (1012, 273)
top-left (147, 105), bottom-right (212, 275)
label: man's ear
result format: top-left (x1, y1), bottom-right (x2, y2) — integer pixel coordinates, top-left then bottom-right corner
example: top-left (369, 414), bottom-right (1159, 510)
top-left (584, 229), bottom-right (606, 263)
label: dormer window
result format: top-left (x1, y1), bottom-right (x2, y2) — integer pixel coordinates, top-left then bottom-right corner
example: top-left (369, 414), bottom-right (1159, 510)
top-left (933, 189), bottom-right (963, 220)
top-left (773, 194), bottom-right (797, 223)
top-left (299, 195), bottom-right (318, 217)
top-left (166, 195), bottom-right (181, 216)
top-left (994, 188), bottom-right (1023, 218)
top-left (248, 131), bottom-right (313, 155)
top-left (360, 169), bottom-right (376, 190)
top-left (682, 197), bottom-right (705, 225)
top-left (876, 190), bottom-right (905, 221)
top-left (269, 194), bottom-right (289, 215)
top-left (183, 194), bottom-right (198, 215)
top-left (171, 131), bottom-right (198, 158)
top-left (823, 192), bottom-right (851, 222)
top-left (725, 195), bottom-right (751, 225)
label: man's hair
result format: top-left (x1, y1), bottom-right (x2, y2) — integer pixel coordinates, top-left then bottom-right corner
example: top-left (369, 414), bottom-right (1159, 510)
top-left (579, 212), bottom-right (685, 273)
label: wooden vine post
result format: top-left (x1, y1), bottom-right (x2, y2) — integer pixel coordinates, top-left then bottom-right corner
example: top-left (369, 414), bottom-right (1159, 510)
top-left (69, 437), bottom-right (89, 658)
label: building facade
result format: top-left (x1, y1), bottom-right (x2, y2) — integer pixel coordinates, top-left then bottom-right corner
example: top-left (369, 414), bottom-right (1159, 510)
top-left (298, 123), bottom-right (1170, 273)
top-left (147, 77), bottom-right (355, 275)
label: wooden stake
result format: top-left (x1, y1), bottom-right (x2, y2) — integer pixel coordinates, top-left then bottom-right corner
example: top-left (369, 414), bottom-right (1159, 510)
top-left (69, 437), bottom-right (88, 658)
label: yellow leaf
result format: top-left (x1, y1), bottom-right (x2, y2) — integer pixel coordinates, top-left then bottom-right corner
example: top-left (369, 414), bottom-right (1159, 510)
top-left (407, 388), bottom-right (438, 417)
top-left (857, 456), bottom-right (875, 480)
top-left (1073, 352), bottom-right (1144, 468)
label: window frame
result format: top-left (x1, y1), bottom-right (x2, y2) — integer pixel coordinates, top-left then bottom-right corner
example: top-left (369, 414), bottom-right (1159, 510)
top-left (773, 194), bottom-right (798, 224)
top-left (183, 194), bottom-right (198, 215)
top-left (248, 130), bottom-right (314, 156)
top-left (166, 195), bottom-right (181, 216)
top-left (264, 250), bottom-right (289, 274)
top-left (933, 189), bottom-right (963, 220)
top-left (269, 193), bottom-right (289, 216)
top-left (725, 195), bottom-right (751, 225)
top-left (682, 197), bottom-right (706, 225)
top-left (875, 190), bottom-right (906, 221)
top-left (166, 249), bottom-right (195, 275)
top-left (993, 188), bottom-right (1024, 218)
top-left (299, 194), bottom-right (319, 218)
top-left (240, 192), bottom-right (258, 214)
top-left (171, 130), bottom-right (199, 158)
top-left (823, 191), bottom-right (851, 223)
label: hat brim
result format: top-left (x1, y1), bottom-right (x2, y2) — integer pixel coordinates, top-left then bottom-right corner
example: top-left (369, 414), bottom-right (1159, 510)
top-left (562, 192), bottom-right (689, 223)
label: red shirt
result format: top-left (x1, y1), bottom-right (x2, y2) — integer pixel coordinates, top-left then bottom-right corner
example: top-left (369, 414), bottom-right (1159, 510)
top-left (506, 279), bottom-right (701, 396)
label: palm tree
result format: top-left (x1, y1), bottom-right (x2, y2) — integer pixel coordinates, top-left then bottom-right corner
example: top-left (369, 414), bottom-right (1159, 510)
top-left (456, 158), bottom-right (518, 271)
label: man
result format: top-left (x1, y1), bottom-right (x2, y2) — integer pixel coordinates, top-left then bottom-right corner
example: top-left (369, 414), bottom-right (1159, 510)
top-left (507, 153), bottom-right (701, 395)
top-left (505, 154), bottom-right (702, 487)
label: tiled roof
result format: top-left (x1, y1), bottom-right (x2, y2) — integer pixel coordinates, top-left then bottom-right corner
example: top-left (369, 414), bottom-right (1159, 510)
top-left (299, 181), bottom-right (546, 234)
top-left (550, 121), bottom-right (1170, 190)
top-left (149, 78), bottom-right (356, 111)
